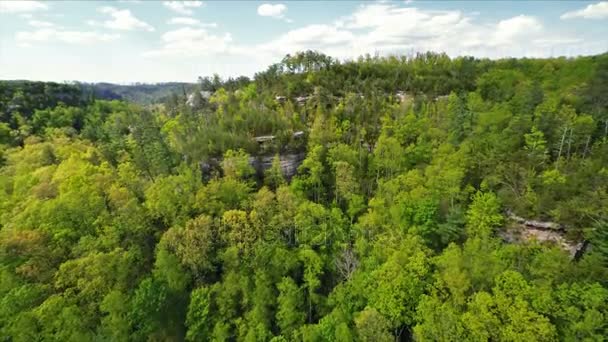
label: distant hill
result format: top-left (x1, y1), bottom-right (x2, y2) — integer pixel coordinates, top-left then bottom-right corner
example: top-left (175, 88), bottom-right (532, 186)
top-left (0, 80), bottom-right (86, 121)
top-left (1, 80), bottom-right (197, 106)
top-left (81, 82), bottom-right (197, 104)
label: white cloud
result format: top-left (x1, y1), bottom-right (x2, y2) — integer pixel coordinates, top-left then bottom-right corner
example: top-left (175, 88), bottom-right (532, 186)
top-left (561, 1), bottom-right (608, 19)
top-left (163, 1), bottom-right (203, 15)
top-left (493, 15), bottom-right (542, 46)
top-left (0, 1), bottom-right (47, 14)
top-left (257, 3), bottom-right (292, 22)
top-left (258, 3), bottom-right (287, 18)
top-left (167, 17), bottom-right (217, 28)
top-left (143, 27), bottom-right (232, 57)
top-left (16, 28), bottom-right (119, 45)
top-left (28, 20), bottom-right (55, 28)
top-left (256, 24), bottom-right (354, 56)
top-left (92, 6), bottom-right (154, 31)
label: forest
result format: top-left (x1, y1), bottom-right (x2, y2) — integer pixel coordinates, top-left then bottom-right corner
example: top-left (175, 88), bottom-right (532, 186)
top-left (0, 51), bottom-right (607, 341)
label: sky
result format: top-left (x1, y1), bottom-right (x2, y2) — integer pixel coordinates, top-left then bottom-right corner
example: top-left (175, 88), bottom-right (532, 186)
top-left (1, 0), bottom-right (607, 84)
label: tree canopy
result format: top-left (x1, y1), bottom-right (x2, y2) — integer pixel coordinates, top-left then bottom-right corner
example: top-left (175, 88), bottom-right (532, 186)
top-left (1, 50), bottom-right (607, 341)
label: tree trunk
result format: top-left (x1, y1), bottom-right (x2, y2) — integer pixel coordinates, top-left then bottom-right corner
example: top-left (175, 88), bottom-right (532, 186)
top-left (567, 128), bottom-right (573, 159)
top-left (308, 295), bottom-right (312, 323)
top-left (556, 126), bottom-right (567, 169)
top-left (583, 135), bottom-right (591, 158)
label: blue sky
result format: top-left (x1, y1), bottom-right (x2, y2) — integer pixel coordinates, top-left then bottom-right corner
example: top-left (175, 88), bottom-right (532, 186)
top-left (1, 0), bottom-right (607, 83)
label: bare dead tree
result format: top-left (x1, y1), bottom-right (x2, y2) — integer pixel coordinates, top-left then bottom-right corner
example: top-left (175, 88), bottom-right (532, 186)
top-left (556, 126), bottom-right (568, 169)
top-left (335, 248), bottom-right (359, 281)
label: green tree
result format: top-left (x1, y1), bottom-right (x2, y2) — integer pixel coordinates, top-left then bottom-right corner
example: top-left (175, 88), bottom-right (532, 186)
top-left (222, 149), bottom-right (254, 180)
top-left (276, 277), bottom-right (305, 337)
top-left (466, 191), bottom-right (503, 239)
top-left (186, 286), bottom-right (214, 341)
top-left (265, 154), bottom-right (286, 190)
top-left (355, 307), bottom-right (393, 342)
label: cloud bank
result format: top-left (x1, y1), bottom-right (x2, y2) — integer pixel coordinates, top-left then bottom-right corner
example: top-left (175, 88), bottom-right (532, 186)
top-left (0, 1), bottom-right (48, 14)
top-left (561, 1), bottom-right (608, 20)
top-left (163, 1), bottom-right (203, 16)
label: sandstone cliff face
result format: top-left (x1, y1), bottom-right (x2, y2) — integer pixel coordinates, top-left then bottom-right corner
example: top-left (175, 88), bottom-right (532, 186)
top-left (502, 211), bottom-right (586, 258)
top-left (200, 152), bottom-right (305, 181)
top-left (249, 153), bottom-right (305, 180)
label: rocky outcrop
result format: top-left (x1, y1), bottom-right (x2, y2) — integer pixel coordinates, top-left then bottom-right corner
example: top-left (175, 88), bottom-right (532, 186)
top-left (186, 91), bottom-right (212, 107)
top-left (200, 152), bottom-right (305, 181)
top-left (295, 96), bottom-right (310, 105)
top-left (507, 211), bottom-right (562, 230)
top-left (502, 211), bottom-right (585, 258)
top-left (201, 133), bottom-right (306, 181)
top-left (254, 135), bottom-right (276, 143)
top-left (249, 153), bottom-right (305, 180)
top-left (395, 91), bottom-right (408, 102)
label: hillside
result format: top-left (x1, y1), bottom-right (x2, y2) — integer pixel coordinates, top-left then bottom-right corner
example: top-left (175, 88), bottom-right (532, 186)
top-left (0, 80), bottom-right (198, 107)
top-left (84, 82), bottom-right (198, 104)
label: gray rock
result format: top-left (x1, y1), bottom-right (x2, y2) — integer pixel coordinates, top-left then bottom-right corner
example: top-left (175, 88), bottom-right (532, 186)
top-left (200, 153), bottom-right (305, 181)
top-left (249, 153), bottom-right (305, 180)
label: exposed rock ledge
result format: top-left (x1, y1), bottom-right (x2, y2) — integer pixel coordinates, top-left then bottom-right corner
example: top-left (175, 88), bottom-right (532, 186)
top-left (200, 152), bottom-right (305, 181)
top-left (502, 211), bottom-right (585, 258)
top-left (249, 153), bottom-right (305, 180)
top-left (507, 211), bottom-right (562, 230)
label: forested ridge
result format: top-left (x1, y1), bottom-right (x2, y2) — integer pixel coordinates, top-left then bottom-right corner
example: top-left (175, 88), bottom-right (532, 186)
top-left (1, 51), bottom-right (607, 341)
